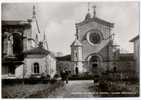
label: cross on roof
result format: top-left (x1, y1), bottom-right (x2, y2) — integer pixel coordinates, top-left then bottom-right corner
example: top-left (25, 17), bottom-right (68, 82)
top-left (93, 5), bottom-right (96, 17)
top-left (33, 5), bottom-right (36, 18)
top-left (88, 2), bottom-right (90, 13)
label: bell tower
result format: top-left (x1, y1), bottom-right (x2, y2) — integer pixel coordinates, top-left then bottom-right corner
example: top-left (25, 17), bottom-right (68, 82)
top-left (71, 27), bottom-right (83, 74)
top-left (24, 5), bottom-right (40, 51)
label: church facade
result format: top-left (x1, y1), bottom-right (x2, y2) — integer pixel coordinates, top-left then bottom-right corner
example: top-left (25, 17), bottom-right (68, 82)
top-left (71, 7), bottom-right (115, 75)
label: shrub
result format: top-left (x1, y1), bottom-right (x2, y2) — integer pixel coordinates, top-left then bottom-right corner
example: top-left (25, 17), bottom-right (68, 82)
top-left (49, 79), bottom-right (57, 84)
top-left (53, 74), bottom-right (59, 79)
top-left (68, 74), bottom-right (96, 80)
top-left (2, 80), bottom-right (64, 98)
top-left (98, 80), bottom-right (109, 92)
top-left (2, 78), bottom-right (49, 85)
top-left (94, 75), bottom-right (100, 83)
top-left (46, 74), bottom-right (51, 80)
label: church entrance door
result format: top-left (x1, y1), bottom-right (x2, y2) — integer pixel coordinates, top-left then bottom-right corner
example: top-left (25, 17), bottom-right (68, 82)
top-left (89, 55), bottom-right (100, 74)
top-left (92, 63), bottom-right (98, 68)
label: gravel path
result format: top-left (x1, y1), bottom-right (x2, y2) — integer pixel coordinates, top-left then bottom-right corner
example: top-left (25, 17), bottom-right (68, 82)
top-left (48, 80), bottom-right (94, 98)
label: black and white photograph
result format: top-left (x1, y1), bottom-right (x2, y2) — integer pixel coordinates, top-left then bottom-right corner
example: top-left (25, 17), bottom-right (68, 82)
top-left (1, 0), bottom-right (140, 98)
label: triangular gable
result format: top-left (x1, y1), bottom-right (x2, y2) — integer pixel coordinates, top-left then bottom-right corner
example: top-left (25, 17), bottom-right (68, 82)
top-left (76, 17), bottom-right (114, 28)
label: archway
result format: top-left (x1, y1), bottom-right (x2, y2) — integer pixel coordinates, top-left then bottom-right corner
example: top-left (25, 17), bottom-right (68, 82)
top-left (87, 54), bottom-right (103, 73)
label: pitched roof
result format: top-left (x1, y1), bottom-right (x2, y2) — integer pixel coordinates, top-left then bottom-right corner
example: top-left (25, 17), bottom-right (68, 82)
top-left (2, 20), bottom-right (30, 26)
top-left (24, 47), bottom-right (50, 55)
top-left (130, 35), bottom-right (139, 42)
top-left (24, 47), bottom-right (56, 58)
top-left (56, 55), bottom-right (71, 61)
top-left (71, 39), bottom-right (82, 47)
top-left (76, 17), bottom-right (114, 27)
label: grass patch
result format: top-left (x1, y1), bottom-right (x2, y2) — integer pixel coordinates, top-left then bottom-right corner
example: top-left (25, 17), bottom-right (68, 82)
top-left (89, 80), bottom-right (139, 97)
top-left (2, 80), bottom-right (64, 98)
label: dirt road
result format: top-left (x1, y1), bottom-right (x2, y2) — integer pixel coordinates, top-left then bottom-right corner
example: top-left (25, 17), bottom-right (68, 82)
top-left (48, 80), bottom-right (94, 98)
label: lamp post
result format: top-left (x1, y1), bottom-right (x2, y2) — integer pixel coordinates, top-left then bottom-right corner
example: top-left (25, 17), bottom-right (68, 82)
top-left (22, 60), bottom-right (26, 85)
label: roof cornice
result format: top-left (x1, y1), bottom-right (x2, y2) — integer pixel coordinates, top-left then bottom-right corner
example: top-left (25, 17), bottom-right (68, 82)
top-left (76, 17), bottom-right (114, 28)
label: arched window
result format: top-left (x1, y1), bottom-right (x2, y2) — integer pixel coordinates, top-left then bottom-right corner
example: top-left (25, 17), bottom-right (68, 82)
top-left (12, 32), bottom-right (23, 56)
top-left (33, 63), bottom-right (40, 74)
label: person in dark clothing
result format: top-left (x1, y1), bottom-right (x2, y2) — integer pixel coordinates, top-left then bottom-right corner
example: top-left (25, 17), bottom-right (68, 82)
top-left (60, 69), bottom-right (69, 84)
top-left (60, 70), bottom-right (65, 81)
top-left (65, 71), bottom-right (69, 84)
top-left (75, 67), bottom-right (79, 75)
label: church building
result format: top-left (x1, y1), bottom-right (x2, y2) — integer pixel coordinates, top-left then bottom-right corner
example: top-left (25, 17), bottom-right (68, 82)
top-left (71, 5), bottom-right (115, 75)
top-left (2, 5), bottom-right (56, 79)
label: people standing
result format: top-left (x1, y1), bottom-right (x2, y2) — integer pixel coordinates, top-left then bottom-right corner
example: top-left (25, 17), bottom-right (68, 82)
top-left (60, 70), bottom-right (65, 81)
top-left (65, 71), bottom-right (69, 84)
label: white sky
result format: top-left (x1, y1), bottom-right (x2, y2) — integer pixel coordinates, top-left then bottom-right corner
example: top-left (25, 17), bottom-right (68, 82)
top-left (2, 2), bottom-right (139, 55)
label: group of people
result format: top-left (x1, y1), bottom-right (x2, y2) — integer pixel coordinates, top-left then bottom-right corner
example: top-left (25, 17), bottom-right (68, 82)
top-left (60, 67), bottom-right (79, 84)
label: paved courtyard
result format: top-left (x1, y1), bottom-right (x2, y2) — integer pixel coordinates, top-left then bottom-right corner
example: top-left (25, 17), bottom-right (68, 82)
top-left (48, 80), bottom-right (94, 98)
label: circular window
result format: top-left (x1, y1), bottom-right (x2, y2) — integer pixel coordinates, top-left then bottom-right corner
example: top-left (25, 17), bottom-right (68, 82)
top-left (87, 30), bottom-right (102, 45)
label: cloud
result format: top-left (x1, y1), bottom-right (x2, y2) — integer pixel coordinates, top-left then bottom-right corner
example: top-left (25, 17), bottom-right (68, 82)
top-left (2, 3), bottom-right (32, 20)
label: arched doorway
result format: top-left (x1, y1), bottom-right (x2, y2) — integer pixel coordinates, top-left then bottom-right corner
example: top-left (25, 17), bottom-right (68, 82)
top-left (87, 54), bottom-right (103, 73)
top-left (90, 56), bottom-right (98, 68)
top-left (90, 56), bottom-right (99, 72)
